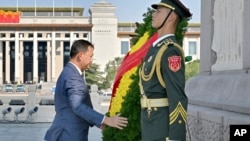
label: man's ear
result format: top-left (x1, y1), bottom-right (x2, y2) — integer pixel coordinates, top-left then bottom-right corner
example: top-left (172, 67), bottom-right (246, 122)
top-left (169, 11), bottom-right (178, 22)
top-left (76, 52), bottom-right (83, 61)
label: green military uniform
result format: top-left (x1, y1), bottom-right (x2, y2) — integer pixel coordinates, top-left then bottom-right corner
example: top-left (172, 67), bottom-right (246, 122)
top-left (139, 36), bottom-right (187, 141)
top-left (139, 0), bottom-right (192, 141)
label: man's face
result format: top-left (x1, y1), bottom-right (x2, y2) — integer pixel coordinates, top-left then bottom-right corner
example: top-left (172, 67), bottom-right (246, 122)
top-left (80, 46), bottom-right (94, 70)
top-left (151, 6), bottom-right (170, 28)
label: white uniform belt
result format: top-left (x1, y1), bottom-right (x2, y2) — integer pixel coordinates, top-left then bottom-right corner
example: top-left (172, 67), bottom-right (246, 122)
top-left (141, 97), bottom-right (169, 108)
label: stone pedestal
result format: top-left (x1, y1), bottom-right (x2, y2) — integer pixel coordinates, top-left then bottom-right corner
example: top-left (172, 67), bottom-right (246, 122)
top-left (185, 0), bottom-right (250, 140)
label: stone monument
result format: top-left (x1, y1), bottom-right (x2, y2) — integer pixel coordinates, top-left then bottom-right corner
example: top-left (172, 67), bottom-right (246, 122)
top-left (185, 0), bottom-right (250, 140)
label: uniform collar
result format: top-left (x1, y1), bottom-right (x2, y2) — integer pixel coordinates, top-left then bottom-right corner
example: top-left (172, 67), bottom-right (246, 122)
top-left (153, 34), bottom-right (174, 47)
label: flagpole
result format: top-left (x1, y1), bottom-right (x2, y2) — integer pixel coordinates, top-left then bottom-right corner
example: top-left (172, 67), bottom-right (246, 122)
top-left (53, 0), bottom-right (54, 16)
top-left (35, 0), bottom-right (36, 16)
top-left (16, 0), bottom-right (19, 12)
top-left (71, 0), bottom-right (73, 17)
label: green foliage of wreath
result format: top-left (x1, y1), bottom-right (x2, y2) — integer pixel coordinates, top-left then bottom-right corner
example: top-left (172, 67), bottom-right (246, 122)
top-left (102, 70), bottom-right (141, 141)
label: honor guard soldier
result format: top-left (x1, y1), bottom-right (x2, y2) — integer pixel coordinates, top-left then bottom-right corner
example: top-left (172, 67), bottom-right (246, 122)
top-left (139, 0), bottom-right (192, 141)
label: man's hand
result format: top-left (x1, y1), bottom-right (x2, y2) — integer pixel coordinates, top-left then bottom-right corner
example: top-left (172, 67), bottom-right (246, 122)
top-left (103, 113), bottom-right (128, 130)
top-left (100, 124), bottom-right (106, 130)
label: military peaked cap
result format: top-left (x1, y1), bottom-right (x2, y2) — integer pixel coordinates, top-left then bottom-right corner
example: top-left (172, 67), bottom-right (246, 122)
top-left (152, 0), bottom-right (192, 19)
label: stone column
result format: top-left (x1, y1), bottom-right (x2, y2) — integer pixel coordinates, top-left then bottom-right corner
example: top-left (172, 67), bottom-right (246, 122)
top-left (20, 41), bottom-right (24, 84)
top-left (15, 31), bottom-right (20, 83)
top-left (185, 0), bottom-right (250, 140)
top-left (51, 31), bottom-right (56, 82)
top-left (47, 41), bottom-right (51, 82)
top-left (55, 40), bottom-right (64, 78)
top-left (199, 0), bottom-right (214, 73)
top-left (70, 31), bottom-right (75, 46)
top-left (5, 41), bottom-right (10, 83)
top-left (33, 31), bottom-right (38, 83)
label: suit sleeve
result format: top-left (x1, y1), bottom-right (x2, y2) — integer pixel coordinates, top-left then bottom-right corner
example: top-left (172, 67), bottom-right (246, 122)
top-left (65, 75), bottom-right (104, 127)
top-left (161, 45), bottom-right (188, 140)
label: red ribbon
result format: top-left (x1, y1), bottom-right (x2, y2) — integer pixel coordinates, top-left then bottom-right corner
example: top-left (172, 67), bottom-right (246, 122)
top-left (111, 33), bottom-right (158, 97)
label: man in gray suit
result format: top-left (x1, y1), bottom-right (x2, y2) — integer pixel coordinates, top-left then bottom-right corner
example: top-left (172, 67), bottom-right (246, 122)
top-left (44, 39), bottom-right (128, 141)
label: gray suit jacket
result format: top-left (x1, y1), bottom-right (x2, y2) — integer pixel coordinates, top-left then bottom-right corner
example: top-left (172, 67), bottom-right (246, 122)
top-left (44, 62), bottom-right (104, 141)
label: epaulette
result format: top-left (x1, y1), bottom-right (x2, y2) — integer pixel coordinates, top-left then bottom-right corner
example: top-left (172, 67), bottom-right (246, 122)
top-left (162, 39), bottom-right (192, 62)
top-left (160, 39), bottom-right (185, 60)
top-left (156, 38), bottom-right (180, 47)
top-left (165, 39), bottom-right (181, 47)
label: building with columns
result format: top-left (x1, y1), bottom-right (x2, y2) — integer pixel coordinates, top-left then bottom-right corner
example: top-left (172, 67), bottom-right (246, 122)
top-left (0, 1), bottom-right (200, 85)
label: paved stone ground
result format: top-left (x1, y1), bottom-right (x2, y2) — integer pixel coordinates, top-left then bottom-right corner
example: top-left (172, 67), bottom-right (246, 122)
top-left (0, 94), bottom-right (110, 141)
top-left (0, 123), bottom-right (103, 141)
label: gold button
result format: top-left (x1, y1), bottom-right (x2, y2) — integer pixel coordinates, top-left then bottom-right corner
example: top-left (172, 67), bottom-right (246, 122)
top-left (178, 120), bottom-right (182, 124)
top-left (154, 107), bottom-right (157, 111)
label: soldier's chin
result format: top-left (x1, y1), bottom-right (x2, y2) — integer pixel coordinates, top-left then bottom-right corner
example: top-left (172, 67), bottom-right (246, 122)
top-left (151, 24), bottom-right (158, 29)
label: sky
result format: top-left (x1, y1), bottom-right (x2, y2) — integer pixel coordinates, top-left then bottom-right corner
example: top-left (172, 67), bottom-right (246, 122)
top-left (0, 0), bottom-right (200, 23)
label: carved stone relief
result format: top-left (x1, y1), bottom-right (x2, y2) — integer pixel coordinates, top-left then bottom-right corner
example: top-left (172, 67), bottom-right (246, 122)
top-left (187, 114), bottom-right (230, 141)
top-left (211, 0), bottom-right (244, 71)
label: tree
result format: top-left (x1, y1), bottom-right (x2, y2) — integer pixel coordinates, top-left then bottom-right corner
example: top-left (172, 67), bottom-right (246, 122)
top-left (102, 57), bottom-right (123, 90)
top-left (85, 63), bottom-right (104, 90)
top-left (185, 59), bottom-right (200, 81)
top-left (84, 57), bottom-right (123, 91)
top-left (131, 7), bottom-right (156, 45)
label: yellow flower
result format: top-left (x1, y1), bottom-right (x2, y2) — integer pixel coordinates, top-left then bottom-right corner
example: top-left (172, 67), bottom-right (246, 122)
top-left (129, 32), bottom-right (149, 54)
top-left (109, 67), bottom-right (137, 116)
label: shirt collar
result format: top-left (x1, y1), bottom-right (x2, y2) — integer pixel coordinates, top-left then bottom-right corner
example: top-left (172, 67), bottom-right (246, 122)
top-left (153, 34), bottom-right (174, 47)
top-left (70, 62), bottom-right (83, 76)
